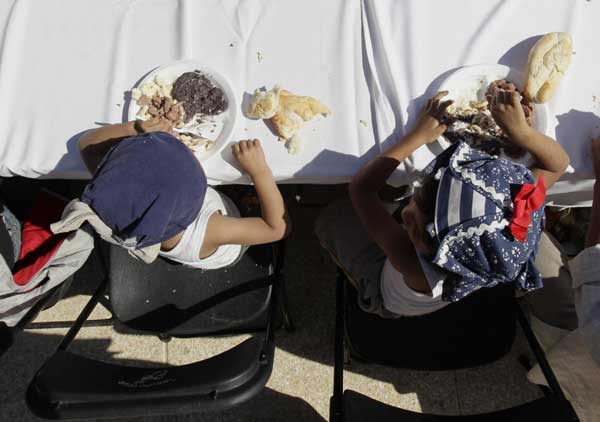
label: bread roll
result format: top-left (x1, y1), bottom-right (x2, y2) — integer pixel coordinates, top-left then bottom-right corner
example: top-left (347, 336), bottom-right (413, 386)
top-left (524, 32), bottom-right (573, 103)
top-left (271, 90), bottom-right (331, 140)
top-left (246, 86), bottom-right (281, 119)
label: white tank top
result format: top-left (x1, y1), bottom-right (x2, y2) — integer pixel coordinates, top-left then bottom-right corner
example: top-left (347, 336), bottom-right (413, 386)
top-left (159, 187), bottom-right (242, 270)
top-left (380, 253), bottom-right (448, 316)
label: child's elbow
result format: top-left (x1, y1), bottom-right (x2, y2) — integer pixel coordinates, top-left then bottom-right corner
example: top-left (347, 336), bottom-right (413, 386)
top-left (272, 220), bottom-right (292, 241)
top-left (559, 154), bottom-right (570, 174)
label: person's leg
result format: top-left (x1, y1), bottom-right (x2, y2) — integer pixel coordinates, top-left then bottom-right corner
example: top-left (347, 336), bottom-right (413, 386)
top-left (0, 202), bottom-right (21, 269)
top-left (315, 196), bottom-right (399, 317)
top-left (525, 231), bottom-right (578, 330)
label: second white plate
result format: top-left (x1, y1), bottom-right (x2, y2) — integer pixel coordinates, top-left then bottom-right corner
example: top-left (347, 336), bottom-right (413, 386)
top-left (436, 64), bottom-right (550, 163)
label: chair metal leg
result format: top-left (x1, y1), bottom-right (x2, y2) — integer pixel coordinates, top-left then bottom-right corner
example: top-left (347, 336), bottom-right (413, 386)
top-left (23, 281), bottom-right (116, 331)
top-left (24, 317), bottom-right (116, 330)
top-left (330, 268), bottom-right (346, 422)
top-left (517, 305), bottom-right (566, 399)
top-left (272, 239), bottom-right (295, 332)
top-left (57, 276), bottom-right (109, 351)
top-left (278, 275), bottom-right (295, 333)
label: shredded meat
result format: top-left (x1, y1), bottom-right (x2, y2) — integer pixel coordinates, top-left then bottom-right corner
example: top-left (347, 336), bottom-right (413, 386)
top-left (139, 94), bottom-right (185, 127)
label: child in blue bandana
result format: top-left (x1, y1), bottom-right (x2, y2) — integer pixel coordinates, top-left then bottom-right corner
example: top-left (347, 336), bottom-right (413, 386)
top-left (317, 90), bottom-right (570, 317)
top-left (75, 118), bottom-right (291, 269)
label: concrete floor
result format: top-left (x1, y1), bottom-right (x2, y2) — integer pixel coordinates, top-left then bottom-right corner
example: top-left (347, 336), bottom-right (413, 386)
top-left (0, 188), bottom-right (544, 421)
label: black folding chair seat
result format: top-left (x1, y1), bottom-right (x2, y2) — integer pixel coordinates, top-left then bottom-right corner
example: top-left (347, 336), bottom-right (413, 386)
top-left (345, 282), bottom-right (516, 370)
top-left (27, 240), bottom-right (284, 420)
top-left (330, 270), bottom-right (579, 422)
top-left (109, 243), bottom-right (274, 336)
top-left (342, 390), bottom-right (576, 421)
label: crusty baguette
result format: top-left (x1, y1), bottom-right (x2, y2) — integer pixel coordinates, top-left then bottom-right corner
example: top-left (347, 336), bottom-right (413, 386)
top-left (524, 32), bottom-right (573, 103)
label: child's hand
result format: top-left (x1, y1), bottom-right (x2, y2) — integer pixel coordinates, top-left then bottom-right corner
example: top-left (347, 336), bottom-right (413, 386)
top-left (593, 137), bottom-right (600, 180)
top-left (232, 139), bottom-right (271, 177)
top-left (487, 90), bottom-right (530, 140)
top-left (139, 117), bottom-right (174, 135)
top-left (410, 91), bottom-right (453, 144)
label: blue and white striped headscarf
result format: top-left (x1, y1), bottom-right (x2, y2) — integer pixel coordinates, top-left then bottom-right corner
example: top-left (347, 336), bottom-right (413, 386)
top-left (423, 141), bottom-right (545, 302)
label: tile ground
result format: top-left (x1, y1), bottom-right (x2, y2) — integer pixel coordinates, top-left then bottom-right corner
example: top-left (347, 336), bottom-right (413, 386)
top-left (0, 193), bottom-right (544, 421)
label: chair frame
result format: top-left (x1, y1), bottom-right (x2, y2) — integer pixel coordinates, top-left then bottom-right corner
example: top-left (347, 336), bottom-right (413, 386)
top-left (25, 238), bottom-right (293, 420)
top-left (330, 269), bottom-right (579, 422)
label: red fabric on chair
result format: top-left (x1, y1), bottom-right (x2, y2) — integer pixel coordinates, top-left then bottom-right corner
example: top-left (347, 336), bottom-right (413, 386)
top-left (12, 192), bottom-right (68, 286)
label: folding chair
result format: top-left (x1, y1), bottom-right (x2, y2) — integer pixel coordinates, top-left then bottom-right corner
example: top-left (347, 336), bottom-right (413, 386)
top-left (26, 237), bottom-right (290, 420)
top-left (330, 270), bottom-right (580, 421)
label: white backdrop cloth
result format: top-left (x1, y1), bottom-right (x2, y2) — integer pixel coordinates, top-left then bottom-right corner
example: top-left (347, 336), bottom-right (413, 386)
top-left (361, 0), bottom-right (600, 206)
top-left (0, 0), bottom-right (373, 184)
top-left (0, 0), bottom-right (599, 206)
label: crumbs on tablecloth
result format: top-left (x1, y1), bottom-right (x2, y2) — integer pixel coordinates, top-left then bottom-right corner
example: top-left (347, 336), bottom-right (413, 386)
top-left (257, 51), bottom-right (264, 63)
top-left (359, 119), bottom-right (368, 127)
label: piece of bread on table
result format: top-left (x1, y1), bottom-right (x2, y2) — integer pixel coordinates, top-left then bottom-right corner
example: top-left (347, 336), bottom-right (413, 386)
top-left (524, 32), bottom-right (573, 103)
top-left (246, 86), bottom-right (281, 119)
top-left (271, 90), bottom-right (331, 140)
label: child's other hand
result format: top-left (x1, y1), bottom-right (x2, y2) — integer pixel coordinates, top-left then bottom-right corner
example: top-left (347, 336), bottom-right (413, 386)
top-left (592, 137), bottom-right (600, 180)
top-left (139, 117), bottom-right (174, 135)
top-left (232, 139), bottom-right (271, 177)
top-left (410, 91), bottom-right (453, 144)
top-left (487, 90), bottom-right (530, 140)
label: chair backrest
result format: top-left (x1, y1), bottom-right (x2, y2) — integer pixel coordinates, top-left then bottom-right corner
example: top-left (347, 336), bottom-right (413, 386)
top-left (108, 243), bottom-right (274, 337)
top-left (344, 281), bottom-right (516, 370)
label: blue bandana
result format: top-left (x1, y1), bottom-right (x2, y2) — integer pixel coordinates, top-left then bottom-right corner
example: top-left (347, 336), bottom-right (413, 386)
top-left (423, 141), bottom-right (545, 302)
top-left (82, 132), bottom-right (207, 249)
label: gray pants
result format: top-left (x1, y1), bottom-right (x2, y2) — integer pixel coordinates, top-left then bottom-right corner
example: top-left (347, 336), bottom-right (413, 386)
top-left (0, 202), bottom-right (21, 268)
top-left (525, 232), bottom-right (578, 330)
top-left (315, 197), bottom-right (400, 318)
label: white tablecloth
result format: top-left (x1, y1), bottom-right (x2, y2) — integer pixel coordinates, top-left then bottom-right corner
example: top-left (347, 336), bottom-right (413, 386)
top-left (0, 0), bottom-right (373, 183)
top-left (1, 0), bottom-right (599, 206)
top-left (362, 0), bottom-right (600, 206)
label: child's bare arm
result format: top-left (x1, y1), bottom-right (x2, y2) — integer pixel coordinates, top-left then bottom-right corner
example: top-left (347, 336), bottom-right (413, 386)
top-left (489, 90), bottom-right (570, 188)
top-left (79, 119), bottom-right (173, 173)
top-left (203, 140), bottom-right (291, 249)
top-left (350, 92), bottom-right (452, 284)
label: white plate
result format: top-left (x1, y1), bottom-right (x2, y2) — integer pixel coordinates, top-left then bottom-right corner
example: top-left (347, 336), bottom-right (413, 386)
top-left (436, 64), bottom-right (550, 163)
top-left (127, 60), bottom-right (237, 162)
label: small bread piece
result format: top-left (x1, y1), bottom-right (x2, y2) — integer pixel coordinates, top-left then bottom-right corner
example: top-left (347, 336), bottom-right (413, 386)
top-left (247, 86), bottom-right (281, 119)
top-left (524, 32), bottom-right (572, 103)
top-left (271, 90), bottom-right (331, 140)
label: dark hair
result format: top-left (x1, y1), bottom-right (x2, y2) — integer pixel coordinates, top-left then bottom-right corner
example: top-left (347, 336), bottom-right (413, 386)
top-left (413, 175), bottom-right (440, 256)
